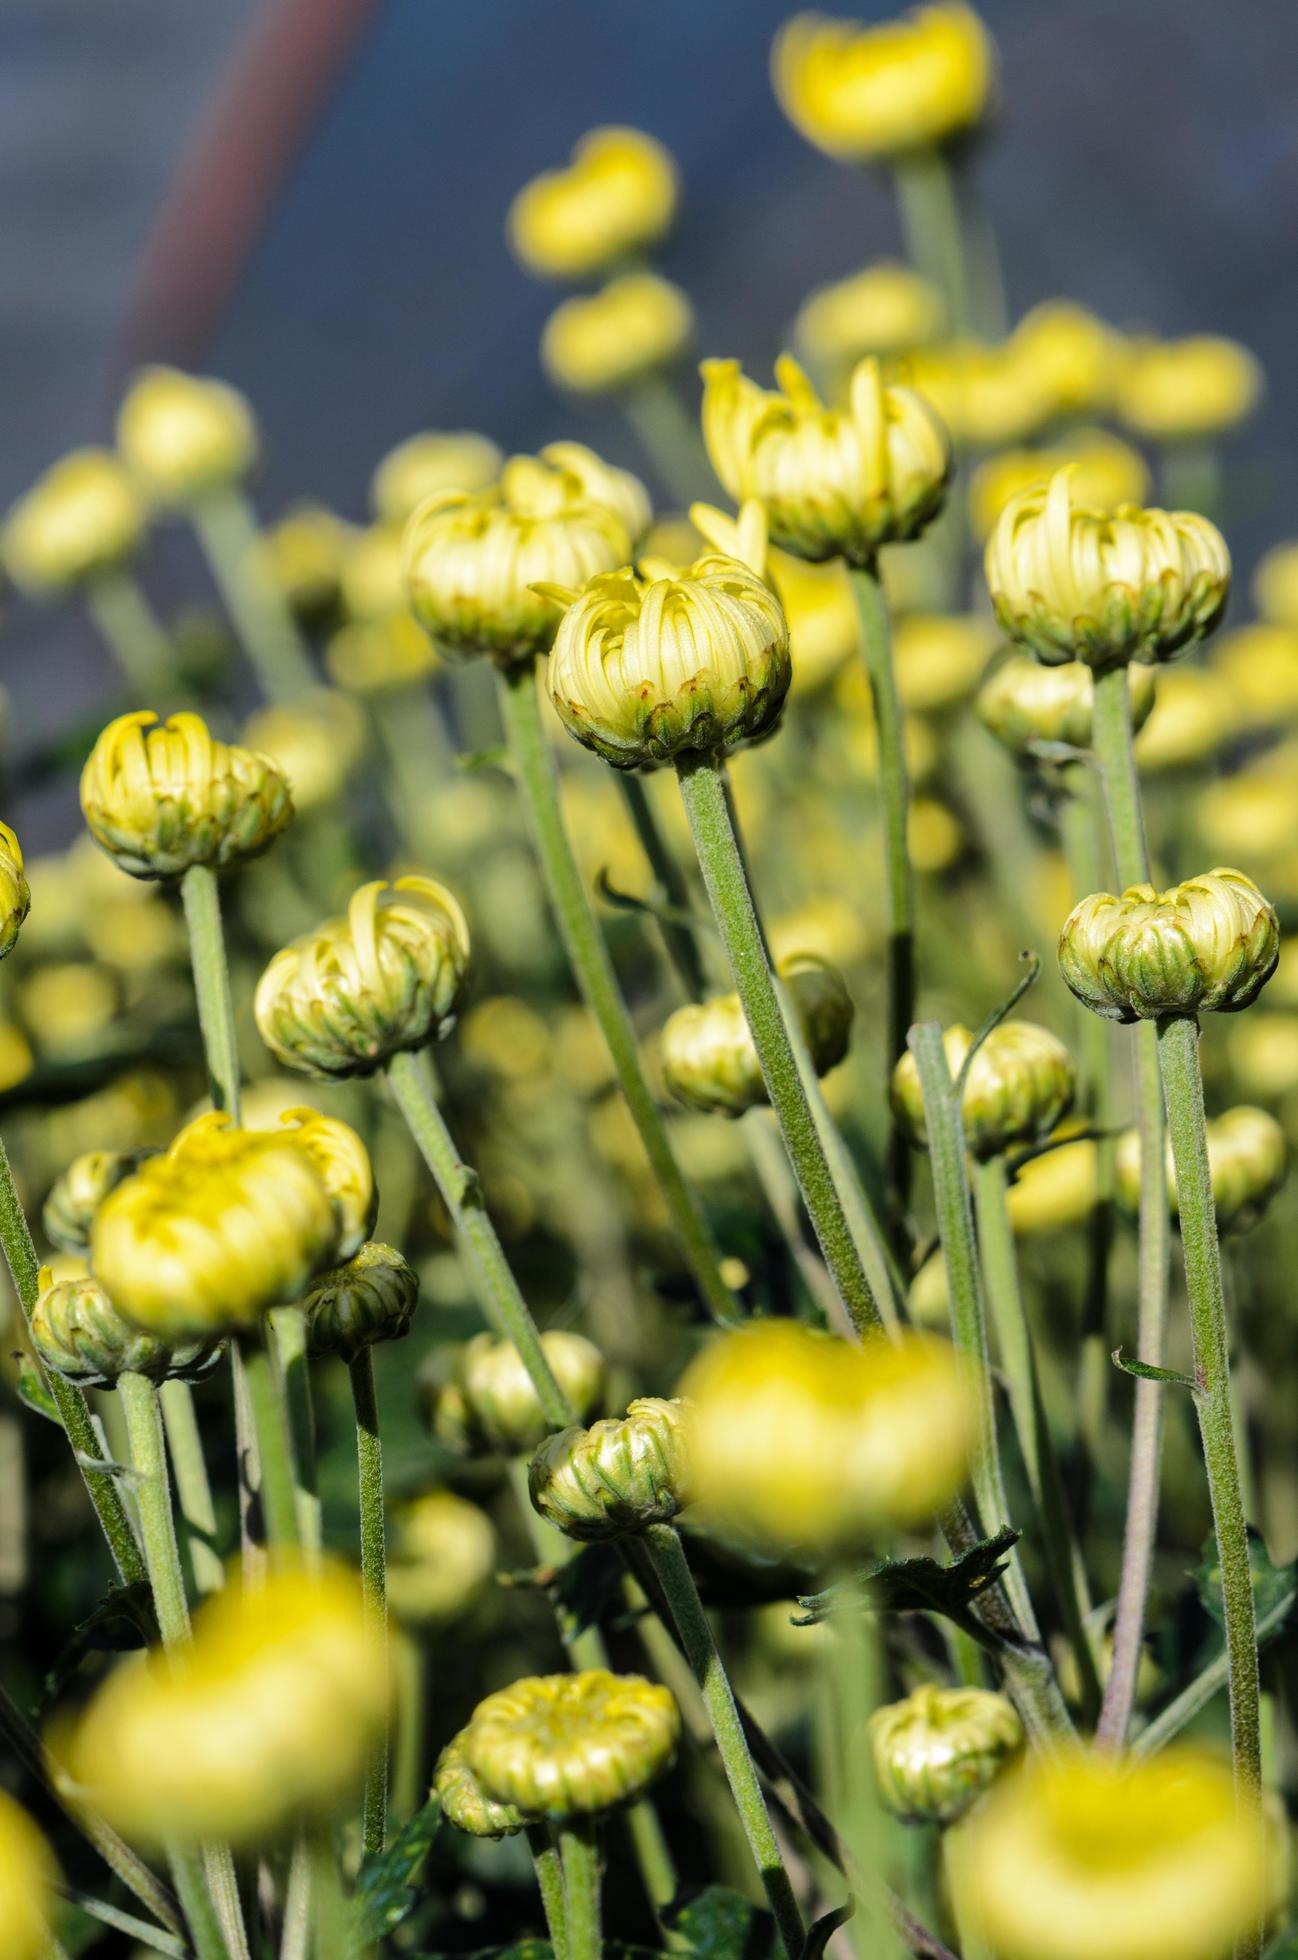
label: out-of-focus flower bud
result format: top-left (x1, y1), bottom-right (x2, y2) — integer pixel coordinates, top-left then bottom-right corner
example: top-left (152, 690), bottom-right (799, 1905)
top-left (1058, 869), bottom-right (1279, 1023)
top-left (538, 442), bottom-right (652, 549)
top-left (891, 1019), bottom-right (1075, 1159)
top-left (769, 896), bottom-right (871, 971)
top-left (1116, 1104), bottom-right (1286, 1236)
top-left (371, 432), bottom-right (504, 528)
top-left (116, 367), bottom-right (257, 505)
top-left (302, 1242), bottom-right (418, 1362)
top-left (0, 823), bottom-right (30, 960)
top-left (907, 1248), bottom-right (951, 1330)
top-left (387, 1489), bottom-right (497, 1627)
top-left (66, 1560), bottom-right (388, 1847)
top-left (1197, 769), bottom-right (1298, 867)
top-left (772, 5), bottom-right (995, 162)
top-left (326, 614), bottom-right (440, 694)
top-left (660, 955), bottom-right (853, 1116)
top-left (985, 471), bottom-right (1230, 671)
top-left (460, 1329), bottom-right (606, 1455)
top-left (464, 1670), bottom-right (679, 1819)
top-left (976, 654), bottom-right (1156, 756)
top-left (1009, 303), bottom-right (1120, 420)
top-left (1115, 336), bottom-right (1262, 444)
top-left (434, 1731), bottom-right (527, 1838)
top-left (4, 450), bottom-right (145, 595)
top-left (44, 1148), bottom-right (158, 1254)
top-left (0, 1790), bottom-right (58, 1960)
top-left (542, 272), bottom-right (693, 397)
top-left (255, 876), bottom-right (470, 1080)
top-left (508, 128), bottom-right (678, 282)
top-left (339, 523), bottom-right (407, 622)
top-left (795, 261), bottom-right (945, 372)
top-left (1227, 1013), bottom-right (1298, 1103)
top-left (529, 1397), bottom-right (692, 1541)
top-left (273, 1108), bottom-right (376, 1257)
top-left (1254, 542), bottom-right (1298, 631)
top-left (1133, 668), bottom-right (1237, 774)
top-left (771, 553), bottom-right (860, 695)
top-left (90, 1112), bottom-right (340, 1339)
top-left (681, 1321), bottom-right (977, 1561)
top-left (893, 612), bottom-right (998, 713)
top-left (259, 504), bottom-right (352, 623)
top-left (31, 1264), bottom-right (216, 1389)
top-left (906, 338), bottom-right (1053, 448)
top-left (242, 689), bottom-right (365, 817)
top-left (80, 711), bottom-right (292, 881)
top-left (967, 430), bottom-right (1150, 543)
top-left (960, 1746), bottom-right (1270, 1960)
top-left (869, 1684), bottom-right (1023, 1824)
top-left (1005, 1133), bottom-right (1098, 1234)
top-left (1212, 624), bottom-right (1298, 728)
top-left (702, 355), bottom-right (950, 566)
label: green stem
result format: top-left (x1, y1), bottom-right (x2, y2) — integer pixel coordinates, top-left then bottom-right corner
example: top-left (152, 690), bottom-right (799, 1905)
top-left (744, 1108), bottom-right (841, 1325)
top-left (308, 1830), bottom-right (350, 1960)
top-left (1156, 1014), bottom-right (1260, 1807)
top-left (386, 1049), bottom-right (572, 1429)
top-left (158, 1380), bottom-right (224, 1596)
top-left (279, 1837), bottom-right (311, 1960)
top-left (642, 1523), bottom-right (804, 1960)
top-left (84, 571), bottom-right (173, 697)
top-left (349, 1348), bottom-right (388, 1856)
top-left (621, 371), bottom-right (712, 505)
top-left (180, 865), bottom-right (242, 1119)
top-left (557, 1820), bottom-right (602, 1960)
top-left (497, 662), bottom-right (736, 1325)
top-left (268, 1307), bottom-right (322, 1556)
top-left (527, 1824), bottom-right (569, 1960)
top-left (825, 1608), bottom-right (904, 1960)
top-left (168, 1845), bottom-right (232, 1960)
top-left (1091, 668), bottom-right (1150, 885)
top-left (1158, 440), bottom-right (1221, 522)
top-left (239, 1338), bottom-right (301, 1550)
top-left (192, 488), bottom-right (316, 702)
top-left (892, 146), bottom-right (970, 332)
top-left (1134, 1588), bottom-right (1294, 1758)
top-left (118, 1372), bottom-right (191, 1645)
top-left (676, 752), bottom-right (880, 1336)
top-left (850, 565), bottom-right (914, 1098)
top-left (618, 771), bottom-right (709, 1000)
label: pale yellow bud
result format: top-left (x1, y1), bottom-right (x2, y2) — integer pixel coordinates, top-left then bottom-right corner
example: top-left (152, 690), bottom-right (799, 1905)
top-left (117, 366), bottom-right (257, 504)
top-left (891, 1019), bottom-right (1074, 1159)
top-left (976, 653), bottom-right (1156, 756)
top-left (892, 612), bottom-right (998, 713)
top-left (0, 1792), bottom-right (58, 1960)
top-left (1227, 1013), bottom-right (1298, 1102)
top-left (340, 522), bottom-right (407, 621)
top-left (465, 1669), bottom-right (679, 1818)
top-left (529, 1397), bottom-right (692, 1541)
top-left (459, 1329), bottom-right (606, 1455)
top-left (538, 440), bottom-right (651, 548)
top-left (1115, 335), bottom-right (1262, 443)
top-left (508, 127), bottom-right (678, 282)
top-left (967, 430), bottom-right (1150, 543)
top-left (770, 552), bottom-right (860, 695)
top-left (1116, 1104), bottom-right (1286, 1235)
top-left (44, 1147), bottom-right (157, 1254)
top-left (242, 688), bottom-right (365, 815)
top-left (1005, 1132), bottom-right (1098, 1233)
top-left (795, 261), bottom-right (945, 372)
top-left (388, 1490), bottom-right (497, 1628)
top-left (325, 614), bottom-right (439, 693)
top-left (870, 1684), bottom-right (1023, 1823)
top-left (772, 4), bottom-right (995, 161)
top-left (660, 955), bottom-right (853, 1116)
top-left (4, 449), bottom-right (145, 594)
top-left (1254, 541), bottom-right (1298, 630)
top-left (1212, 623), bottom-right (1298, 728)
top-left (32, 1264), bottom-right (216, 1389)
top-left (259, 503), bottom-right (352, 622)
top-left (1058, 869), bottom-right (1279, 1023)
top-left (1009, 303), bottom-right (1120, 420)
top-left (1133, 667), bottom-right (1237, 773)
top-left (0, 822), bottom-right (30, 960)
top-left (907, 338), bottom-right (1054, 449)
top-left (1198, 770), bottom-right (1298, 864)
top-left (542, 272), bottom-right (693, 396)
top-left (275, 1107), bottom-right (376, 1257)
top-left (371, 431), bottom-right (504, 527)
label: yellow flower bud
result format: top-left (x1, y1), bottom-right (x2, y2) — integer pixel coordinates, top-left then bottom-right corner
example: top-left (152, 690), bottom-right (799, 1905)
top-left (31, 1264), bottom-right (216, 1389)
top-left (403, 451), bottom-right (640, 666)
top-left (1254, 541), bottom-right (1298, 630)
top-left (43, 1148), bottom-right (157, 1254)
top-left (960, 1747), bottom-right (1270, 1960)
top-left (1115, 335), bottom-right (1262, 443)
top-left (892, 612), bottom-right (998, 713)
top-left (681, 1321), bottom-right (978, 1561)
top-left (769, 895), bottom-right (871, 971)
top-left (1005, 1132), bottom-right (1098, 1233)
top-left (795, 261), bottom-right (945, 372)
top-left (772, 4), bottom-right (994, 162)
top-left (116, 366), bottom-right (257, 504)
top-left (907, 1248), bottom-right (950, 1330)
top-left (80, 711), bottom-right (292, 881)
top-left (254, 876), bottom-right (470, 1079)
top-left (274, 1106), bottom-right (376, 1257)
top-left (660, 955), bottom-right (853, 1116)
top-left (66, 1560), bottom-right (388, 1847)
top-left (459, 1329), bottom-right (606, 1455)
top-left (1059, 869), bottom-right (1279, 1023)
top-left (302, 1241), bottom-right (417, 1362)
top-left (1009, 302), bottom-right (1120, 420)
top-left (540, 440), bottom-right (652, 549)
top-left (529, 1397), bottom-right (692, 1541)
top-left (464, 1670), bottom-right (679, 1819)
top-left (90, 1112), bottom-right (340, 1338)
top-left (542, 272), bottom-right (693, 397)
top-left (891, 1020), bottom-right (1075, 1159)
top-left (702, 354), bottom-right (950, 565)
top-left (869, 1684), bottom-right (1023, 1824)
top-left (1227, 1012), bottom-right (1298, 1103)
top-left (967, 430), bottom-right (1150, 543)
top-left (1197, 769), bottom-right (1298, 865)
top-left (0, 1791), bottom-right (58, 1960)
top-left (241, 689), bottom-right (365, 817)
top-left (340, 522), bottom-right (407, 621)
top-left (907, 338), bottom-right (1053, 449)
top-left (387, 1490), bottom-right (497, 1628)
top-left (434, 1730), bottom-right (527, 1838)
top-left (507, 127), bottom-right (678, 282)
top-left (371, 431), bottom-right (504, 528)
top-left (4, 449), bottom-right (145, 595)
top-left (1116, 1104), bottom-right (1286, 1235)
top-left (976, 654), bottom-right (1156, 757)
top-left (1133, 667), bottom-right (1237, 773)
top-left (985, 471), bottom-right (1230, 671)
top-left (1211, 623), bottom-right (1298, 727)
top-left (770, 552), bottom-right (860, 695)
top-left (0, 823), bottom-right (31, 960)
top-left (259, 503), bottom-right (352, 622)
top-left (326, 613), bottom-right (439, 693)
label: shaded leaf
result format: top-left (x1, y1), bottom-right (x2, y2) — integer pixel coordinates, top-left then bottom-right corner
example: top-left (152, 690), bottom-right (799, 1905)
top-left (662, 1884), bottom-right (777, 1960)
top-left (793, 1528), bottom-right (1020, 1632)
top-left (15, 1360), bottom-right (60, 1425)
top-left (1112, 1347), bottom-right (1199, 1389)
top-left (801, 1897), bottom-right (854, 1960)
top-left (458, 745), bottom-right (511, 775)
top-left (44, 1583), bottom-right (157, 1702)
top-left (352, 1796), bottom-right (442, 1945)
top-left (1195, 1529), bottom-right (1296, 1640)
top-left (550, 1542), bottom-right (632, 1638)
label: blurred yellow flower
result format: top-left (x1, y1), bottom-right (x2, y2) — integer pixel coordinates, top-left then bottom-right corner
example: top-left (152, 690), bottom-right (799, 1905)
top-left (259, 503), bottom-right (353, 622)
top-left (768, 894), bottom-right (871, 969)
top-left (117, 366), bottom-right (257, 505)
top-left (0, 1791), bottom-right (57, 1960)
top-left (794, 260), bottom-right (945, 371)
top-left (967, 429), bottom-right (1150, 542)
top-left (907, 338), bottom-right (1054, 449)
top-left (4, 449), bottom-right (145, 595)
top-left (769, 552), bottom-right (859, 694)
top-left (1115, 1102), bottom-right (1286, 1234)
top-left (1005, 1133), bottom-right (1098, 1233)
top-left (977, 653), bottom-right (1156, 757)
top-left (891, 611), bottom-right (998, 712)
top-left (387, 1490), bottom-right (498, 1627)
top-left (371, 431), bottom-right (504, 527)
top-left (242, 688), bottom-right (366, 816)
top-left (1226, 1013), bottom-right (1298, 1102)
top-left (1115, 335), bottom-right (1262, 443)
top-left (909, 795), bottom-right (964, 871)
top-left (772, 4), bottom-right (994, 161)
top-left (1212, 622), bottom-right (1298, 726)
top-left (508, 127), bottom-right (678, 282)
top-left (326, 613), bottom-right (440, 692)
top-left (1134, 666), bottom-right (1237, 772)
top-left (542, 272), bottom-right (693, 396)
top-left (1009, 299), bottom-right (1120, 417)
top-left (19, 961), bottom-right (118, 1059)
top-left (1198, 770), bottom-right (1298, 865)
top-left (1253, 541), bottom-right (1298, 630)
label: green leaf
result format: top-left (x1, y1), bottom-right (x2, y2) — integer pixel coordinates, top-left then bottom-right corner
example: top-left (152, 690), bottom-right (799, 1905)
top-left (661, 1884), bottom-right (777, 1960)
top-left (457, 745), bottom-right (512, 775)
top-left (15, 1360), bottom-right (60, 1424)
top-left (550, 1542), bottom-right (632, 1637)
top-left (1111, 1347), bottom-right (1199, 1389)
top-left (793, 1527), bottom-right (1020, 1633)
top-left (43, 1582), bottom-right (157, 1703)
top-left (1195, 1528), bottom-right (1297, 1639)
top-left (800, 1898), bottom-right (855, 1960)
top-left (352, 1796), bottom-right (442, 1945)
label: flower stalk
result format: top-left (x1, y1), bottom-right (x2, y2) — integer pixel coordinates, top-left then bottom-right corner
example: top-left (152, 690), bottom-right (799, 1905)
top-left (349, 1347), bottom-right (388, 1855)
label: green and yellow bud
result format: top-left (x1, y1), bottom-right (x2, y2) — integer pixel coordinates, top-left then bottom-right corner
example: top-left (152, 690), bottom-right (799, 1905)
top-left (507, 127), bottom-right (678, 282)
top-left (1116, 1103), bottom-right (1286, 1236)
top-left (892, 612), bottom-right (998, 715)
top-left (44, 1148), bottom-right (158, 1254)
top-left (0, 823), bottom-right (30, 960)
top-left (4, 449), bottom-right (145, 595)
top-left (976, 653), bottom-right (1156, 756)
top-left (31, 1264), bottom-right (217, 1389)
top-left (967, 430), bottom-right (1149, 545)
top-left (460, 1329), bottom-right (606, 1455)
top-left (907, 338), bottom-right (1053, 450)
top-left (660, 954), bottom-right (853, 1116)
top-left (869, 1684), bottom-right (1023, 1824)
top-left (434, 1731), bottom-right (527, 1839)
top-left (259, 504), bottom-right (352, 624)
top-left (772, 4), bottom-right (995, 162)
top-left (254, 876), bottom-right (470, 1080)
top-left (795, 260), bottom-right (945, 372)
top-left (464, 1669), bottom-right (679, 1819)
top-left (0, 1791), bottom-right (58, 1960)
top-left (891, 1019), bottom-right (1075, 1159)
top-left (116, 366), bottom-right (257, 505)
top-left (1115, 335), bottom-right (1262, 444)
top-left (274, 1108), bottom-right (377, 1258)
top-left (529, 1397), bottom-right (691, 1541)
top-left (1058, 869), bottom-right (1279, 1023)
top-left (371, 432), bottom-right (504, 528)
top-left (302, 1242), bottom-right (418, 1362)
top-left (542, 272), bottom-right (693, 397)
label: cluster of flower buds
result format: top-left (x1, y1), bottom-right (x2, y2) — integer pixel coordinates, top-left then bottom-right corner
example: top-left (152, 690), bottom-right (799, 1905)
top-left (1116, 1104), bottom-right (1287, 1236)
top-left (869, 1684), bottom-right (1023, 1825)
top-left (451, 1669), bottom-right (680, 1823)
top-left (661, 953), bottom-right (854, 1116)
top-left (424, 1329), bottom-right (606, 1457)
top-left (116, 366), bottom-right (257, 506)
top-left (976, 653), bottom-right (1157, 757)
top-left (1059, 869), bottom-right (1279, 1023)
top-left (301, 1242), bottom-right (420, 1363)
top-left (529, 1396), bottom-right (692, 1541)
top-left (891, 1018), bottom-right (1075, 1159)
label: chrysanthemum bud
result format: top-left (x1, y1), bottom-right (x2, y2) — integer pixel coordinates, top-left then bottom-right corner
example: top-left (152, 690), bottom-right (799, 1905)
top-left (681, 1321), bottom-right (978, 1562)
top-left (326, 614), bottom-right (440, 693)
top-left (4, 450), bottom-right (145, 596)
top-left (1116, 1104), bottom-right (1286, 1237)
top-left (1135, 669), bottom-right (1237, 775)
top-left (254, 876), bottom-right (470, 1080)
top-left (1115, 336), bottom-right (1262, 444)
top-left (464, 1670), bottom-right (679, 1819)
top-left (907, 338), bottom-right (1053, 450)
top-left (242, 690), bottom-right (365, 817)
top-left (31, 1264), bottom-right (217, 1389)
top-left (301, 1242), bottom-right (418, 1362)
top-left (434, 1731), bottom-right (527, 1838)
top-left (459, 1329), bottom-right (606, 1455)
top-left (1009, 303), bottom-right (1120, 421)
top-left (507, 128), bottom-right (678, 282)
top-left (542, 273), bottom-right (694, 397)
top-left (0, 823), bottom-right (30, 960)
top-left (985, 471), bottom-right (1230, 672)
top-left (892, 613), bottom-right (998, 715)
top-left (402, 451), bottom-right (640, 667)
top-left (0, 1790), bottom-right (58, 1960)
top-left (116, 367), bottom-right (257, 505)
top-left (772, 5), bottom-right (995, 162)
top-left (529, 1397), bottom-right (692, 1542)
top-left (660, 955), bottom-right (853, 1116)
top-left (795, 261), bottom-right (945, 372)
top-left (371, 432), bottom-right (504, 528)
top-left (90, 1113), bottom-right (341, 1338)
top-left (43, 1148), bottom-right (158, 1254)
top-left (967, 430), bottom-right (1149, 544)
top-left (701, 354), bottom-right (951, 566)
top-left (80, 711), bottom-right (292, 882)
top-left (976, 653), bottom-right (1156, 756)
top-left (1058, 869), bottom-right (1279, 1023)
top-left (387, 1489), bottom-right (497, 1627)
top-left (891, 1019), bottom-right (1074, 1160)
top-left (274, 1108), bottom-right (377, 1257)
top-left (869, 1684), bottom-right (1023, 1824)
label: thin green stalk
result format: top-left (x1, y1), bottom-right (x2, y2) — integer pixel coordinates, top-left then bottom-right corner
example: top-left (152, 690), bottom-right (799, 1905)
top-left (496, 663), bottom-right (736, 1325)
top-left (192, 488), bottom-right (316, 702)
top-left (84, 571), bottom-right (173, 697)
top-left (527, 1824), bottom-right (569, 1960)
top-left (676, 752), bottom-right (880, 1335)
top-left (1091, 667), bottom-right (1150, 884)
top-left (386, 1048), bottom-right (571, 1428)
top-left (642, 1523), bottom-right (805, 1960)
top-left (159, 1380), bottom-right (224, 1596)
top-left (621, 371), bottom-right (712, 505)
top-left (180, 865), bottom-right (242, 1118)
top-left (893, 147), bottom-right (969, 332)
top-left (971, 1154), bottom-right (1100, 1719)
top-left (279, 1838), bottom-right (311, 1960)
top-left (389, 1631), bottom-right (425, 1825)
top-left (370, 682), bottom-right (455, 856)
top-left (57, 1888), bottom-right (186, 1959)
top-left (268, 1307), bottom-right (322, 1556)
top-left (1156, 1014), bottom-right (1260, 1806)
top-left (825, 1609), bottom-right (904, 1960)
top-left (119, 1372), bottom-right (191, 1645)
top-left (745, 1108), bottom-right (842, 1325)
top-left (1134, 1589), bottom-right (1294, 1758)
top-left (557, 1819), bottom-right (602, 1960)
top-left (349, 1348), bottom-right (388, 1856)
top-left (239, 1338), bottom-right (301, 1551)
top-left (167, 1846), bottom-right (232, 1960)
top-left (623, 1797), bottom-right (678, 1923)
top-left (850, 565), bottom-right (914, 1099)
top-left (618, 771), bottom-right (708, 1001)
top-left (308, 1830), bottom-right (351, 1960)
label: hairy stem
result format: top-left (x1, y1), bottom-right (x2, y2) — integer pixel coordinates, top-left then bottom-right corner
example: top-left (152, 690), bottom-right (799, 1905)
top-left (527, 1825), bottom-right (569, 1960)
top-left (350, 1348), bottom-right (388, 1855)
top-left (557, 1819), bottom-right (602, 1960)
top-left (192, 488), bottom-right (316, 702)
top-left (158, 1380), bottom-right (224, 1597)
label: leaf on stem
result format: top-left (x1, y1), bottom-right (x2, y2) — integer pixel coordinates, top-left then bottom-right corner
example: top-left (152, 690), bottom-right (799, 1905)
top-left (792, 1527), bottom-right (1021, 1631)
top-left (44, 1582), bottom-right (157, 1701)
top-left (1111, 1348), bottom-right (1199, 1390)
top-left (1195, 1527), bottom-right (1297, 1638)
top-left (660, 1884), bottom-right (777, 1960)
top-left (14, 1359), bottom-right (60, 1424)
top-left (352, 1795), bottom-right (443, 1945)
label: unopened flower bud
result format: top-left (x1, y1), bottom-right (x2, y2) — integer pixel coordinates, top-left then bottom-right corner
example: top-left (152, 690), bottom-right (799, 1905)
top-left (80, 711), bottom-right (292, 881)
top-left (1115, 335), bottom-right (1262, 444)
top-left (460, 1329), bottom-right (606, 1455)
top-left (702, 354), bottom-right (951, 566)
top-left (967, 430), bottom-right (1149, 545)
top-left (1009, 303), bottom-right (1120, 422)
top-left (434, 1731), bottom-right (527, 1839)
top-left (371, 432), bottom-right (504, 528)
top-left (274, 1108), bottom-right (376, 1258)
top-left (976, 654), bottom-right (1156, 756)
top-left (259, 504), bottom-right (351, 624)
top-left (31, 1265), bottom-right (217, 1388)
top-left (242, 689), bottom-right (365, 817)
top-left (529, 1397), bottom-right (691, 1541)
top-left (1116, 1104), bottom-right (1287, 1236)
top-left (387, 1490), bottom-right (496, 1627)
top-left (44, 1149), bottom-right (159, 1254)
top-left (0, 1790), bottom-right (58, 1960)
top-left (985, 470), bottom-right (1230, 672)
top-left (870, 1684), bottom-right (1023, 1824)
top-left (542, 273), bottom-right (693, 397)
top-left (302, 1242), bottom-right (418, 1362)
top-left (891, 1020), bottom-right (1075, 1160)
top-left (661, 955), bottom-right (853, 1116)
top-left (116, 367), bottom-right (257, 505)
top-left (255, 876), bottom-right (470, 1080)
top-left (772, 5), bottom-right (995, 162)
top-left (795, 260), bottom-right (946, 372)
top-left (4, 450), bottom-right (145, 595)
top-left (508, 128), bottom-right (678, 282)
top-left (1059, 869), bottom-right (1279, 1023)
top-left (0, 824), bottom-right (30, 960)
top-left (465, 1670), bottom-right (679, 1819)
